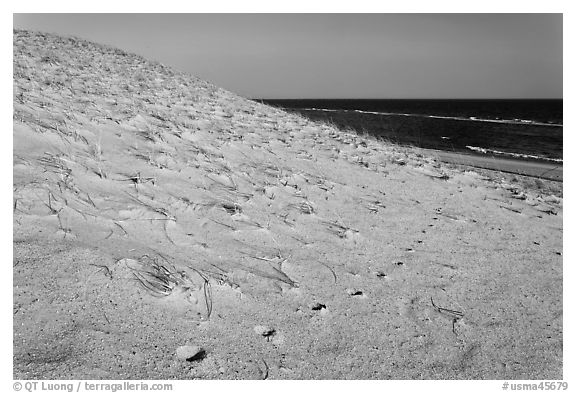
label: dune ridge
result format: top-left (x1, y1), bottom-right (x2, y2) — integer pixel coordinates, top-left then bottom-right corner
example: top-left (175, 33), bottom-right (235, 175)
top-left (13, 30), bottom-right (562, 379)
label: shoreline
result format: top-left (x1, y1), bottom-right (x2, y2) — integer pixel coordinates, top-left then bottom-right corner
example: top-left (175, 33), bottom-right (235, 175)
top-left (270, 107), bottom-right (563, 169)
top-left (414, 148), bottom-right (563, 182)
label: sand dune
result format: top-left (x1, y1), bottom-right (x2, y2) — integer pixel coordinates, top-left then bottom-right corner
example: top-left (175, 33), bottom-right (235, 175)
top-left (13, 30), bottom-right (562, 380)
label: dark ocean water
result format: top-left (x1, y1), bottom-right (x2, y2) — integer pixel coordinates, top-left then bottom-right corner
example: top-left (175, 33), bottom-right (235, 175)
top-left (260, 99), bottom-right (563, 163)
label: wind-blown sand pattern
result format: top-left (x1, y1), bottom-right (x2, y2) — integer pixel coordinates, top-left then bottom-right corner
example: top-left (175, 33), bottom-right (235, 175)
top-left (13, 30), bottom-right (563, 380)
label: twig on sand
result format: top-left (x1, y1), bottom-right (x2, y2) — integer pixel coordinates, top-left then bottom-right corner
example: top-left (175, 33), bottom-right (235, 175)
top-left (421, 172), bottom-right (450, 181)
top-left (116, 172), bottom-right (156, 186)
top-left (238, 250), bottom-right (290, 266)
top-left (240, 263), bottom-right (298, 288)
top-left (260, 359), bottom-right (269, 380)
top-left (203, 279), bottom-right (213, 319)
top-left (317, 260), bottom-right (337, 283)
top-left (45, 190), bottom-right (61, 215)
top-left (89, 263), bottom-right (113, 279)
top-left (499, 205), bottom-right (522, 214)
top-left (206, 173), bottom-right (237, 192)
top-left (187, 266), bottom-right (213, 320)
top-left (288, 200), bottom-right (315, 215)
top-left (430, 297), bottom-right (464, 334)
top-left (124, 191), bottom-right (176, 221)
top-left (209, 217), bottom-right (236, 230)
top-left (359, 196), bottom-right (386, 213)
top-left (233, 213), bottom-right (264, 229)
top-left (208, 263), bottom-right (228, 274)
top-left (320, 218), bottom-right (357, 239)
top-left (113, 221), bottom-right (128, 236)
top-left (196, 198), bottom-right (242, 215)
top-left (85, 192), bottom-right (97, 208)
top-left (277, 212), bottom-right (295, 228)
top-left (163, 220), bottom-right (176, 245)
top-left (287, 233), bottom-right (310, 245)
top-left (430, 297), bottom-right (464, 318)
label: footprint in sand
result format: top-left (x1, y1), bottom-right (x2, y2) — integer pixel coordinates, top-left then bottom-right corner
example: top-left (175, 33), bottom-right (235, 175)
top-left (309, 302), bottom-right (329, 316)
top-left (310, 302), bottom-right (327, 311)
top-left (346, 288), bottom-right (367, 298)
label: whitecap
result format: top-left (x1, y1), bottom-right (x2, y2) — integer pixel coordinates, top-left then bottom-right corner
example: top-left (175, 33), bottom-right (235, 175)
top-left (465, 146), bottom-right (563, 163)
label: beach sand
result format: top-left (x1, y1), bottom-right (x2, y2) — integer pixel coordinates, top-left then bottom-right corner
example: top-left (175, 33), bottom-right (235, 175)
top-left (13, 30), bottom-right (563, 380)
top-left (423, 149), bottom-right (562, 182)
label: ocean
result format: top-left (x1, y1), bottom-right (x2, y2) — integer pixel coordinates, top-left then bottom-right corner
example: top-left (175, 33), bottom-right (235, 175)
top-left (259, 99), bottom-right (563, 164)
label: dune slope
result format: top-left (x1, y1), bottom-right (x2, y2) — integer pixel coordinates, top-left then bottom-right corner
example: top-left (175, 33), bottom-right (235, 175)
top-left (13, 30), bottom-right (562, 379)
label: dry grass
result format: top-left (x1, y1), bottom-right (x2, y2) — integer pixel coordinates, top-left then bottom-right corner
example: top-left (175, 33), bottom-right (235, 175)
top-left (128, 255), bottom-right (195, 297)
top-left (287, 200), bottom-right (315, 215)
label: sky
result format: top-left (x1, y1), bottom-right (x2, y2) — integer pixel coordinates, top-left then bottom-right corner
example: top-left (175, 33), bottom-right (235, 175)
top-left (13, 13), bottom-right (563, 99)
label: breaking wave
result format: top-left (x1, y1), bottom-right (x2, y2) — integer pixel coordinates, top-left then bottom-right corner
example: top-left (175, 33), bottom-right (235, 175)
top-left (465, 146), bottom-right (563, 163)
top-left (301, 108), bottom-right (562, 127)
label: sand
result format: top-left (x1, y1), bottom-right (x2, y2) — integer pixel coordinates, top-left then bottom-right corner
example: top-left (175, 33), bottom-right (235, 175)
top-left (13, 30), bottom-right (563, 380)
top-left (422, 149), bottom-right (562, 182)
